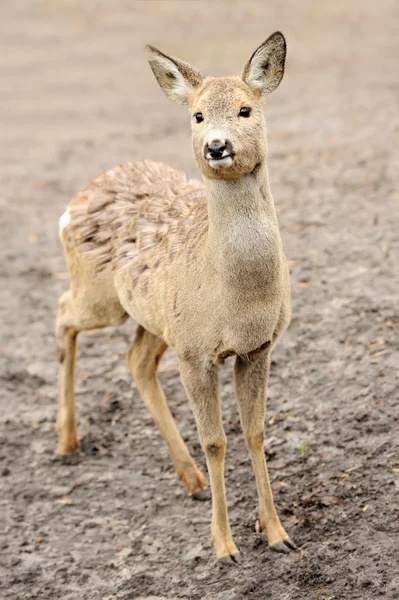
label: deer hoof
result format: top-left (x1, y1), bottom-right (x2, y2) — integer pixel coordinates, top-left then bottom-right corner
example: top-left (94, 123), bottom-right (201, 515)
top-left (271, 537), bottom-right (297, 553)
top-left (284, 536), bottom-right (297, 550)
top-left (192, 488), bottom-right (211, 501)
top-left (218, 551), bottom-right (242, 566)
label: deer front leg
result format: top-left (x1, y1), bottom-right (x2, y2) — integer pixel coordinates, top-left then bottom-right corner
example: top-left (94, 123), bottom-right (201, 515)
top-left (128, 327), bottom-right (207, 498)
top-left (179, 359), bottom-right (240, 564)
top-left (234, 352), bottom-right (296, 553)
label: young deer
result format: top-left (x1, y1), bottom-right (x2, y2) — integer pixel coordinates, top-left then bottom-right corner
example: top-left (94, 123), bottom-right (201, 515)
top-left (56, 32), bottom-right (296, 562)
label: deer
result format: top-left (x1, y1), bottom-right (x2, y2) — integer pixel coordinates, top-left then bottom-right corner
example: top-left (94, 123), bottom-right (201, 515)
top-left (56, 31), bottom-right (296, 563)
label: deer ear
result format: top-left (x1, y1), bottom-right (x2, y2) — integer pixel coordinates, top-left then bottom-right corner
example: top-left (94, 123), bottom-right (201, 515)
top-left (242, 32), bottom-right (286, 96)
top-left (146, 46), bottom-right (204, 105)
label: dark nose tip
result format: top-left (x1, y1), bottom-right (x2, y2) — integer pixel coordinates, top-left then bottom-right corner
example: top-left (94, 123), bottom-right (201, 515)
top-left (204, 140), bottom-right (226, 160)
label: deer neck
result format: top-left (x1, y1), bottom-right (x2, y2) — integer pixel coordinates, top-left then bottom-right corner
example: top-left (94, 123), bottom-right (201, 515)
top-left (203, 162), bottom-right (282, 288)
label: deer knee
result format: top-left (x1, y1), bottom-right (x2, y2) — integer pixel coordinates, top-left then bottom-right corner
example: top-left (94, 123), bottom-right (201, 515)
top-left (56, 323), bottom-right (78, 364)
top-left (56, 292), bottom-right (79, 363)
top-left (56, 343), bottom-right (65, 364)
top-left (205, 437), bottom-right (226, 461)
top-left (247, 430), bottom-right (264, 452)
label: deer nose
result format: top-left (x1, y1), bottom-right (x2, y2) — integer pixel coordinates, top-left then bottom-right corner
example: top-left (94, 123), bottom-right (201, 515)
top-left (204, 140), bottom-right (227, 160)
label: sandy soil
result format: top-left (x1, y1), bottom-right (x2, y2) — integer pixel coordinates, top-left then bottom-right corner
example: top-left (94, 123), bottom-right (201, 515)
top-left (1, 1), bottom-right (398, 599)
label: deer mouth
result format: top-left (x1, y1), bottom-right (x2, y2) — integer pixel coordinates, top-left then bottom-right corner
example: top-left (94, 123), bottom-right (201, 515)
top-left (208, 155), bottom-right (234, 169)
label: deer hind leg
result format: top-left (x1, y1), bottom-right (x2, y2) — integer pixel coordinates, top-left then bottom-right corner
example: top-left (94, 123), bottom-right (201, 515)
top-left (234, 352), bottom-right (296, 553)
top-left (178, 358), bottom-right (240, 563)
top-left (55, 290), bottom-right (82, 455)
top-left (56, 288), bottom-right (128, 455)
top-left (128, 326), bottom-right (208, 498)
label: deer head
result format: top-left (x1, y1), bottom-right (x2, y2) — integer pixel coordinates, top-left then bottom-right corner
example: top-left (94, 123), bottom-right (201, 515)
top-left (146, 32), bottom-right (286, 181)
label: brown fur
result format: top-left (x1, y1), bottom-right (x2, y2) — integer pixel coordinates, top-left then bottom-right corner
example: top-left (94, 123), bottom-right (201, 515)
top-left (56, 32), bottom-right (296, 562)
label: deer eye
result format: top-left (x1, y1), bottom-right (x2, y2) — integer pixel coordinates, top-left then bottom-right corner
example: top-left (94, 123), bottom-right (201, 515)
top-left (239, 107), bottom-right (251, 118)
top-left (194, 112), bottom-right (204, 123)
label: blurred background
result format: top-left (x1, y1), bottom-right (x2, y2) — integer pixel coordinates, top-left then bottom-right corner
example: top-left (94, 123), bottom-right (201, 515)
top-left (1, 2), bottom-right (398, 599)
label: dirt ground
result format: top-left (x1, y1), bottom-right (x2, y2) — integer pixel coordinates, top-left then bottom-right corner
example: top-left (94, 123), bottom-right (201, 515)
top-left (1, 1), bottom-right (398, 599)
